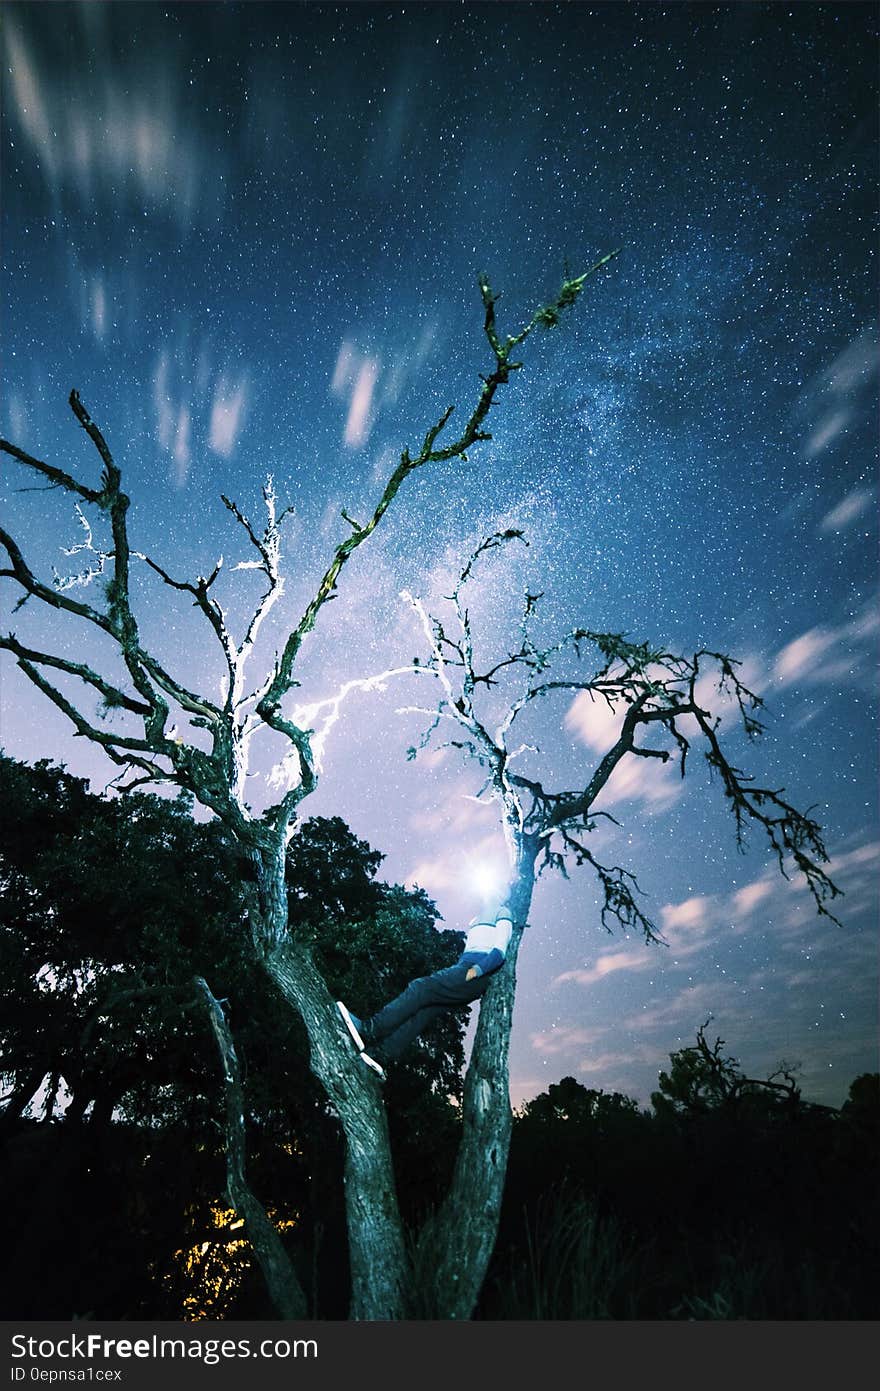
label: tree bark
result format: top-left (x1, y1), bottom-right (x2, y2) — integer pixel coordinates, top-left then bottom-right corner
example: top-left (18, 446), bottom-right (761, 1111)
top-left (264, 938), bottom-right (409, 1319)
top-left (419, 846), bottom-right (537, 1318)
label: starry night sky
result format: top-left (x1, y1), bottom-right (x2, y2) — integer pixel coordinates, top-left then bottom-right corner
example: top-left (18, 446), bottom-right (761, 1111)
top-left (2, 1), bottom-right (877, 1110)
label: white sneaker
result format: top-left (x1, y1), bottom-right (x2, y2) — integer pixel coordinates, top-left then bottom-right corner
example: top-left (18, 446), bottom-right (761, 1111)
top-left (360, 1051), bottom-right (386, 1081)
top-left (336, 1000), bottom-right (365, 1052)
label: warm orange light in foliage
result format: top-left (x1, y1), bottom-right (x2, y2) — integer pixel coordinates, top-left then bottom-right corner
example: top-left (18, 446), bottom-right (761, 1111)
top-left (167, 1202), bottom-right (298, 1320)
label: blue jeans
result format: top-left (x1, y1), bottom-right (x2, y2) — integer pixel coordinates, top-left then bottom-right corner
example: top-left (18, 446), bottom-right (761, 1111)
top-left (360, 951), bottom-right (502, 1061)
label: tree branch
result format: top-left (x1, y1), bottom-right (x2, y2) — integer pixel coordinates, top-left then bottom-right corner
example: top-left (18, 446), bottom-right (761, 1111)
top-left (194, 976), bottom-right (308, 1319)
top-left (256, 261), bottom-right (618, 729)
top-left (0, 636), bottom-right (152, 718)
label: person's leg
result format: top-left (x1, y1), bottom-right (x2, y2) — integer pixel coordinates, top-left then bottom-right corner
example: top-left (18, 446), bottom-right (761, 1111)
top-left (372, 1004), bottom-right (448, 1061)
top-left (362, 962), bottom-right (489, 1050)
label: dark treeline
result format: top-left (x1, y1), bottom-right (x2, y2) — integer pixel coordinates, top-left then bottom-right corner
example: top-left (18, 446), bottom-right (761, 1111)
top-left (1, 754), bottom-right (877, 1320)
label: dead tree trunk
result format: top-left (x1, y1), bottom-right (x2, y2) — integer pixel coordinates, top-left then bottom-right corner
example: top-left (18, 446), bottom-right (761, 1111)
top-left (418, 846), bottom-right (538, 1318)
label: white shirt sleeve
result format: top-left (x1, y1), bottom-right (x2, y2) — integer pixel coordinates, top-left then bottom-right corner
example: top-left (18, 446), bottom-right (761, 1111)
top-left (493, 907), bottom-right (513, 956)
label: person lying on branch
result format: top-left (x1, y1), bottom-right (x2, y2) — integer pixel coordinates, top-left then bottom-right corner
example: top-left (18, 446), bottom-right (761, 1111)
top-left (336, 899), bottom-right (514, 1080)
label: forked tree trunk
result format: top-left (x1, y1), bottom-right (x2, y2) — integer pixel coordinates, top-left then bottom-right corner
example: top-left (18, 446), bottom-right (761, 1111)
top-left (247, 837), bottom-right (536, 1320)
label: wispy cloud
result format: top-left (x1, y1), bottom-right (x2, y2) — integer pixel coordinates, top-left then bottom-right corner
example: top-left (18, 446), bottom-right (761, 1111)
top-left (4, 18), bottom-right (58, 183)
top-left (154, 352), bottom-right (177, 452)
top-left (172, 406), bottom-right (192, 489)
top-left (772, 601), bottom-right (879, 689)
top-left (529, 1024), bottom-right (607, 1056)
top-left (331, 337), bottom-right (381, 449)
top-left (153, 351), bottom-right (192, 486)
top-left (346, 359), bottom-right (380, 448)
top-left (732, 879), bottom-right (774, 918)
top-left (151, 342), bottom-right (251, 483)
top-left (6, 392), bottom-right (28, 441)
top-left (331, 340), bottom-right (357, 394)
top-left (554, 945), bottom-right (655, 988)
top-left (563, 649), bottom-right (766, 813)
top-left (806, 409), bottom-right (850, 458)
top-left (575, 1050), bottom-right (643, 1077)
top-left (2, 10), bottom-right (223, 228)
top-left (774, 627), bottom-right (841, 686)
top-left (522, 838), bottom-right (878, 1107)
top-left (797, 328), bottom-right (879, 459)
top-left (378, 322), bottom-right (438, 408)
top-left (209, 375), bottom-right (249, 458)
top-left (691, 655), bottom-right (766, 729)
top-left (409, 783), bottom-right (496, 837)
top-left (820, 486), bottom-right (875, 533)
top-left (90, 277), bottom-right (107, 341)
top-left (660, 837), bottom-right (879, 948)
top-left (624, 981), bottom-right (722, 1035)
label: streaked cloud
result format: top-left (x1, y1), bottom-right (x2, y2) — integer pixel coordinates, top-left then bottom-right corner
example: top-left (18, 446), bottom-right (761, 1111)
top-left (554, 945), bottom-right (654, 988)
top-left (658, 895), bottom-right (720, 960)
top-left (825, 330), bottom-right (879, 394)
top-left (820, 486), bottom-right (875, 533)
top-left (90, 278), bottom-right (107, 341)
top-left (774, 627), bottom-right (840, 686)
top-left (209, 375), bottom-right (249, 458)
top-left (529, 1024), bottom-right (606, 1056)
top-left (806, 409), bottom-right (850, 458)
top-left (153, 351), bottom-right (192, 486)
top-left (153, 352), bottom-right (177, 454)
top-left (690, 654), bottom-right (766, 730)
top-left (732, 879), bottom-right (774, 918)
top-left (563, 650), bottom-right (766, 813)
top-left (6, 392), bottom-right (28, 441)
top-left (624, 981), bottom-right (724, 1035)
top-left (331, 340), bottom-right (357, 395)
top-left (151, 340), bottom-right (251, 483)
top-left (661, 895), bottom-right (712, 933)
top-left (575, 1050), bottom-right (642, 1077)
top-left (659, 837), bottom-right (879, 949)
top-left (797, 328), bottom-right (879, 459)
top-left (345, 358), bottom-right (380, 448)
top-left (172, 407), bottom-right (192, 488)
top-left (2, 10), bottom-right (223, 228)
top-left (4, 18), bottom-right (58, 183)
top-left (564, 691), bottom-right (621, 753)
top-left (410, 783), bottom-right (497, 837)
top-left (330, 337), bottom-right (382, 449)
top-left (772, 601), bottom-right (878, 689)
top-left (379, 322), bottom-right (438, 408)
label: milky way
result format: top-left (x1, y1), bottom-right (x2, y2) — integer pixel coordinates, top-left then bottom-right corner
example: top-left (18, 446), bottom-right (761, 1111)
top-left (2, 1), bottom-right (877, 1108)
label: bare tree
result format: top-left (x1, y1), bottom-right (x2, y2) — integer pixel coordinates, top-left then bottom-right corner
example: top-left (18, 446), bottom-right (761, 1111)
top-left (0, 258), bottom-right (617, 1319)
top-left (652, 1017), bottom-right (809, 1117)
top-left (390, 529), bottom-right (841, 1317)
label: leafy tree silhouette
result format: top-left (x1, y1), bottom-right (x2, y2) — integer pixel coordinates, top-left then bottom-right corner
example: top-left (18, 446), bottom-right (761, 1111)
top-left (0, 754), bottom-right (462, 1316)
